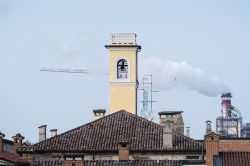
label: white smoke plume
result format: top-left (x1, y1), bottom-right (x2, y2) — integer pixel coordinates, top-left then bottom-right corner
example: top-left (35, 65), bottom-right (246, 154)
top-left (140, 57), bottom-right (230, 97)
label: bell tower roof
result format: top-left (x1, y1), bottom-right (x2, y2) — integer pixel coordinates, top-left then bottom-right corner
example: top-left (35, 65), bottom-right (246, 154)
top-left (110, 33), bottom-right (137, 45)
top-left (105, 33), bottom-right (141, 50)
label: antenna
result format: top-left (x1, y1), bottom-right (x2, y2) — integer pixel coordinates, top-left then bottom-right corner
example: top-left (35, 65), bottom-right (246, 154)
top-left (139, 77), bottom-right (149, 119)
top-left (186, 127), bottom-right (190, 137)
top-left (138, 74), bottom-right (158, 121)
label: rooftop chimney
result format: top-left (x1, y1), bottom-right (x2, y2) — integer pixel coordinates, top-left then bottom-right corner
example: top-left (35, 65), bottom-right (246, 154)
top-left (50, 129), bottom-right (57, 137)
top-left (38, 125), bottom-right (47, 142)
top-left (221, 93), bottom-right (232, 118)
top-left (186, 127), bottom-right (190, 137)
top-left (206, 120), bottom-right (212, 135)
top-left (205, 132), bottom-right (220, 166)
top-left (118, 140), bottom-right (130, 160)
top-left (12, 133), bottom-right (24, 153)
top-left (162, 120), bottom-right (173, 148)
top-left (93, 109), bottom-right (106, 120)
top-left (0, 131), bottom-right (5, 153)
top-left (158, 111), bottom-right (184, 135)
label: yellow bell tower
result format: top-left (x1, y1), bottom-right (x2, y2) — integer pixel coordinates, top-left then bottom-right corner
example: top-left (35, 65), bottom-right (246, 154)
top-left (105, 33), bottom-right (141, 115)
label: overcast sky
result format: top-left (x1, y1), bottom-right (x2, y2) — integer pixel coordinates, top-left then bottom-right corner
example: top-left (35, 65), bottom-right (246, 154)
top-left (0, 0), bottom-right (250, 143)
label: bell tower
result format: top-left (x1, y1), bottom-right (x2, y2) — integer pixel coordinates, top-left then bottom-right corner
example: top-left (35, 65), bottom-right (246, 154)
top-left (105, 33), bottom-right (141, 115)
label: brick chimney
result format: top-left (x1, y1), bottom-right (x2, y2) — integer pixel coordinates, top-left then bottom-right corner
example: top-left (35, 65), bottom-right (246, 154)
top-left (162, 120), bottom-right (173, 148)
top-left (205, 132), bottom-right (220, 166)
top-left (0, 131), bottom-right (5, 153)
top-left (206, 120), bottom-right (212, 135)
top-left (12, 133), bottom-right (25, 153)
top-left (38, 125), bottom-right (47, 142)
top-left (118, 140), bottom-right (130, 160)
top-left (50, 129), bottom-right (57, 137)
top-left (93, 109), bottom-right (106, 120)
top-left (158, 111), bottom-right (184, 135)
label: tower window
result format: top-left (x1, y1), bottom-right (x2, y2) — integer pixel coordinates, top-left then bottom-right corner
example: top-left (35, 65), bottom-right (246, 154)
top-left (117, 59), bottom-right (128, 79)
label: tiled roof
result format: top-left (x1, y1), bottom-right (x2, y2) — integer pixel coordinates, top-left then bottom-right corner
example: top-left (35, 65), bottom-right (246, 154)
top-left (173, 132), bottom-right (203, 151)
top-left (33, 160), bottom-right (179, 166)
top-left (18, 145), bottom-right (34, 153)
top-left (0, 152), bottom-right (30, 165)
top-left (219, 152), bottom-right (250, 166)
top-left (83, 160), bottom-right (180, 166)
top-left (19, 111), bottom-right (203, 153)
top-left (34, 160), bottom-right (64, 166)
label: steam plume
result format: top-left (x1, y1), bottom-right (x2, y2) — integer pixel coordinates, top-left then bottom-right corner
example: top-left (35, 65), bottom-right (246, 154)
top-left (140, 57), bottom-right (230, 97)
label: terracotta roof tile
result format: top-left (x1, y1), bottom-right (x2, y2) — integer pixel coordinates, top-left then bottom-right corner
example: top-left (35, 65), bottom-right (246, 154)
top-left (34, 160), bottom-right (64, 166)
top-left (83, 160), bottom-right (180, 166)
top-left (0, 152), bottom-right (30, 165)
top-left (219, 152), bottom-right (250, 166)
top-left (20, 111), bottom-right (203, 153)
top-left (33, 160), bottom-right (180, 166)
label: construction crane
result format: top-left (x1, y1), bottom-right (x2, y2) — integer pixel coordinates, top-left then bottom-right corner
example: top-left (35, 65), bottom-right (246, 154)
top-left (40, 68), bottom-right (108, 75)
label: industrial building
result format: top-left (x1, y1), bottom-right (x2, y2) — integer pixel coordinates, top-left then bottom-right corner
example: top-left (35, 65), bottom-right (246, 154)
top-left (242, 123), bottom-right (250, 138)
top-left (216, 93), bottom-right (250, 138)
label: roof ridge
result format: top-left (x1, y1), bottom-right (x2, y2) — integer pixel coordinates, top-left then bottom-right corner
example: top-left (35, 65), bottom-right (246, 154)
top-left (118, 110), bottom-right (162, 127)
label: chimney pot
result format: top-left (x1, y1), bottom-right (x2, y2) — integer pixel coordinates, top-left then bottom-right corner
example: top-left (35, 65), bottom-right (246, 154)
top-left (12, 133), bottom-right (25, 144)
top-left (38, 125), bottom-right (47, 142)
top-left (206, 120), bottom-right (212, 135)
top-left (93, 109), bottom-right (106, 120)
top-left (12, 133), bottom-right (24, 154)
top-left (50, 129), bottom-right (57, 137)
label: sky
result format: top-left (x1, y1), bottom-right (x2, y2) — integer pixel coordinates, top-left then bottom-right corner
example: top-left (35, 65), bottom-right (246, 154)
top-left (0, 0), bottom-right (250, 143)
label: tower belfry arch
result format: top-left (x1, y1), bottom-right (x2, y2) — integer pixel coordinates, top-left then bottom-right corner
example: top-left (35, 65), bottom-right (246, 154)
top-left (105, 33), bottom-right (141, 115)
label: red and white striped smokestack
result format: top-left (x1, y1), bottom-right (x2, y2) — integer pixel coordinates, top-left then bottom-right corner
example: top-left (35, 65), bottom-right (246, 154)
top-left (221, 93), bottom-right (232, 118)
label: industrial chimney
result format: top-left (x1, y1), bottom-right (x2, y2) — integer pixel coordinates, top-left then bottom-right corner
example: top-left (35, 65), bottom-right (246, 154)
top-left (216, 92), bottom-right (242, 137)
top-left (221, 93), bottom-right (232, 118)
top-left (38, 125), bottom-right (47, 142)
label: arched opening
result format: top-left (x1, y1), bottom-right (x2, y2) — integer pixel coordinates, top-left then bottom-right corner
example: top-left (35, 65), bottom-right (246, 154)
top-left (117, 59), bottom-right (128, 79)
